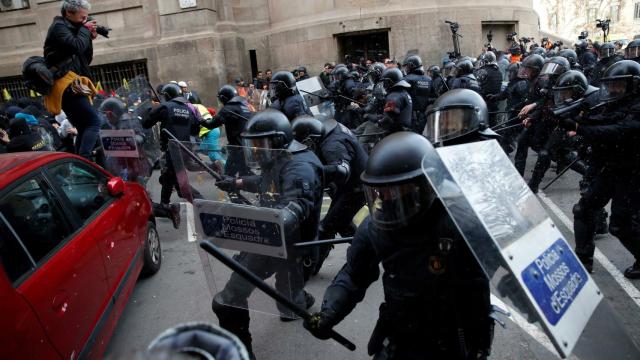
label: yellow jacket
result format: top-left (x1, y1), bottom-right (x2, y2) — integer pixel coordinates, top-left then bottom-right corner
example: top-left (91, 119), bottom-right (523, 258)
top-left (44, 71), bottom-right (97, 115)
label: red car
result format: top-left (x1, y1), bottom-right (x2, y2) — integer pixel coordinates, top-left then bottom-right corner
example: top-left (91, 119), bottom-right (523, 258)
top-left (0, 152), bottom-right (161, 359)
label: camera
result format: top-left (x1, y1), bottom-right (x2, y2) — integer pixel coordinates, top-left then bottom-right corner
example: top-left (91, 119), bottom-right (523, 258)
top-left (445, 20), bottom-right (459, 34)
top-left (86, 16), bottom-right (112, 38)
top-left (596, 19), bottom-right (610, 31)
top-left (507, 32), bottom-right (518, 42)
top-left (578, 31), bottom-right (589, 40)
top-left (519, 37), bottom-right (532, 44)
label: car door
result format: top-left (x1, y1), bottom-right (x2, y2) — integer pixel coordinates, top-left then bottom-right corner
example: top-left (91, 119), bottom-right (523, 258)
top-left (45, 160), bottom-right (143, 308)
top-left (0, 174), bottom-right (110, 360)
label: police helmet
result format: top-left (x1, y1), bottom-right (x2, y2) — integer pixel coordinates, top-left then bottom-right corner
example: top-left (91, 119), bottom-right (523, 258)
top-left (297, 66), bottom-right (307, 75)
top-left (291, 115), bottom-right (324, 149)
top-left (360, 132), bottom-right (437, 230)
top-left (99, 97), bottom-right (127, 122)
top-left (404, 55), bottom-right (424, 74)
top-left (427, 65), bottom-right (441, 77)
top-left (552, 70), bottom-right (589, 106)
top-left (218, 85), bottom-right (238, 105)
top-left (369, 62), bottom-right (387, 83)
top-left (270, 71), bottom-right (297, 99)
top-left (507, 62), bottom-right (521, 81)
top-left (599, 42), bottom-right (616, 59)
top-left (625, 39), bottom-right (640, 61)
top-left (331, 66), bottom-right (350, 83)
top-left (380, 68), bottom-right (411, 90)
top-left (538, 57), bottom-right (571, 88)
top-left (480, 51), bottom-right (497, 66)
top-left (454, 59), bottom-right (474, 75)
top-left (518, 54), bottom-right (545, 79)
top-left (242, 109), bottom-right (293, 150)
top-left (559, 49), bottom-right (579, 67)
top-left (599, 60), bottom-right (640, 103)
top-left (443, 62), bottom-right (456, 77)
top-left (161, 84), bottom-right (182, 101)
top-left (424, 89), bottom-right (492, 146)
top-left (574, 40), bottom-right (588, 52)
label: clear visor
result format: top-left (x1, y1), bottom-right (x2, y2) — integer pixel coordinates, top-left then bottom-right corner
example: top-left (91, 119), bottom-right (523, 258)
top-left (423, 107), bottom-right (477, 144)
top-left (600, 78), bottom-right (630, 102)
top-left (364, 181), bottom-right (430, 230)
top-left (553, 88), bottom-right (576, 106)
top-left (517, 66), bottom-right (537, 79)
top-left (443, 67), bottom-right (453, 76)
top-left (625, 47), bottom-right (640, 59)
top-left (599, 48), bottom-right (615, 59)
top-left (268, 82), bottom-right (278, 99)
top-left (540, 62), bottom-right (564, 75)
top-left (242, 137), bottom-right (276, 168)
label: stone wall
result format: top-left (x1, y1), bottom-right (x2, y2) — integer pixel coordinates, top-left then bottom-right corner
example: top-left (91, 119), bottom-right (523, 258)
top-left (0, 0), bottom-right (545, 106)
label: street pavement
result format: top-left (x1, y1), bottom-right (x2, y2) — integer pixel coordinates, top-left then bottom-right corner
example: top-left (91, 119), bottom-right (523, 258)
top-left (104, 151), bottom-right (640, 360)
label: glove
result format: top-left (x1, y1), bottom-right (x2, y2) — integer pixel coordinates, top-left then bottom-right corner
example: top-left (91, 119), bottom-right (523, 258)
top-left (216, 176), bottom-right (237, 192)
top-left (303, 312), bottom-right (334, 340)
top-left (558, 118), bottom-right (578, 131)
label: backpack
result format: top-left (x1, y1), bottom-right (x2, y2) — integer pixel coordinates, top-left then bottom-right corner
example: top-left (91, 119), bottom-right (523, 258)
top-left (22, 56), bottom-right (55, 96)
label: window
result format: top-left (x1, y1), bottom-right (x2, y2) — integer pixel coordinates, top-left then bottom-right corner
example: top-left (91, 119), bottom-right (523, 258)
top-left (48, 162), bottom-right (111, 222)
top-left (587, 8), bottom-right (597, 22)
top-left (635, 2), bottom-right (640, 20)
top-left (610, 5), bottom-right (620, 23)
top-left (0, 0), bottom-right (30, 12)
top-left (0, 178), bottom-right (74, 264)
top-left (0, 213), bottom-right (34, 284)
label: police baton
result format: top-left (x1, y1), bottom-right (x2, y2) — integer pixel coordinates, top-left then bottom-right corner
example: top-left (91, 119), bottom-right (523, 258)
top-left (293, 237), bottom-right (354, 248)
top-left (492, 123), bottom-right (524, 132)
top-left (438, 73), bottom-right (451, 92)
top-left (541, 157), bottom-right (581, 191)
top-left (490, 115), bottom-right (521, 130)
top-left (146, 79), bottom-right (162, 103)
top-left (162, 129), bottom-right (251, 204)
top-left (299, 89), bottom-right (366, 107)
top-left (199, 240), bottom-right (357, 351)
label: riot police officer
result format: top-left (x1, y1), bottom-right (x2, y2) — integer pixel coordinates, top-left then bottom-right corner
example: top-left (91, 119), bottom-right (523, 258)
top-left (487, 62), bottom-right (529, 154)
top-left (202, 85), bottom-right (252, 177)
top-left (424, 88), bottom-right (499, 147)
top-left (589, 42), bottom-right (624, 87)
top-left (269, 71), bottom-right (312, 121)
top-left (450, 59), bottom-right (481, 93)
top-left (377, 67), bottom-right (413, 134)
top-left (428, 65), bottom-right (448, 97)
top-left (575, 40), bottom-right (597, 77)
top-left (477, 51), bottom-right (504, 126)
top-left (559, 49), bottom-right (582, 71)
top-left (291, 116), bottom-right (368, 274)
top-left (304, 132), bottom-right (494, 359)
top-left (212, 109), bottom-right (324, 358)
top-left (329, 66), bottom-right (359, 127)
top-left (102, 97), bottom-right (181, 229)
top-left (625, 39), bottom-right (640, 63)
top-left (403, 55), bottom-right (433, 133)
top-left (558, 61), bottom-right (640, 278)
top-left (143, 83), bottom-right (203, 206)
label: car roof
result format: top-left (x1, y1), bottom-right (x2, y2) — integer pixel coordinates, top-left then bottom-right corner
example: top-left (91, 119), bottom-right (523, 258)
top-left (0, 152), bottom-right (96, 189)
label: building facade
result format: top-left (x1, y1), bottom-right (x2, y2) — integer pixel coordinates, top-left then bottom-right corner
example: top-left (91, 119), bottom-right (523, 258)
top-left (0, 0), bottom-right (543, 105)
top-left (535, 0), bottom-right (640, 43)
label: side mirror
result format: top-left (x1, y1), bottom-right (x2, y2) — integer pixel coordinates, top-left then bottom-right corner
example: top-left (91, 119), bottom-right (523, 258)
top-left (107, 177), bottom-right (125, 197)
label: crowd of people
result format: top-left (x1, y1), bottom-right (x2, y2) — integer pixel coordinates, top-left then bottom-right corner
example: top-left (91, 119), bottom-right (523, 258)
top-left (2, 0), bottom-right (640, 359)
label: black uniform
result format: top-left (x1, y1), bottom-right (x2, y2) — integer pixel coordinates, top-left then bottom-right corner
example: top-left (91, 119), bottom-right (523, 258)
top-left (203, 96), bottom-right (252, 176)
top-left (314, 122), bottom-right (369, 273)
top-left (331, 78), bottom-right (358, 127)
top-left (579, 51), bottom-right (597, 77)
top-left (319, 204), bottom-right (492, 359)
top-left (212, 142), bottom-right (324, 355)
top-left (494, 78), bottom-right (529, 154)
top-left (354, 83), bottom-right (386, 149)
top-left (572, 100), bottom-right (640, 269)
top-left (450, 74), bottom-right (481, 93)
top-left (589, 55), bottom-right (623, 87)
top-left (478, 64), bottom-right (504, 126)
top-left (270, 93), bottom-right (312, 121)
top-left (143, 97), bottom-right (202, 204)
top-left (404, 72), bottom-right (433, 132)
top-left (380, 86), bottom-right (413, 133)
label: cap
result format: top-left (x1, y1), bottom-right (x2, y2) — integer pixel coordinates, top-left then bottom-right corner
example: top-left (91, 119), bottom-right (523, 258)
top-left (178, 81), bottom-right (188, 87)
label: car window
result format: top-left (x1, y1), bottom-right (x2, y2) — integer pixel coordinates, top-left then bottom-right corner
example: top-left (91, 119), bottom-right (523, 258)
top-left (0, 178), bottom-right (74, 264)
top-left (48, 161), bottom-right (112, 223)
top-left (0, 213), bottom-right (35, 284)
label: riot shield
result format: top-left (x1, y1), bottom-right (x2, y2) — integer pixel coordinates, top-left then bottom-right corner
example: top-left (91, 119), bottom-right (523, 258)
top-left (421, 139), bottom-right (639, 358)
top-left (169, 142), bottom-right (306, 318)
top-left (99, 129), bottom-right (151, 185)
top-left (297, 76), bottom-right (335, 122)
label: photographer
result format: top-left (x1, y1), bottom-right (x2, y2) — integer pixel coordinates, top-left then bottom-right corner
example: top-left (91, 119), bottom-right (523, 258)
top-left (42, 0), bottom-right (104, 160)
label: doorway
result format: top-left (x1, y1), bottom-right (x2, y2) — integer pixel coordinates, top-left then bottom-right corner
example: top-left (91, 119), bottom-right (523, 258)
top-left (336, 29), bottom-right (390, 64)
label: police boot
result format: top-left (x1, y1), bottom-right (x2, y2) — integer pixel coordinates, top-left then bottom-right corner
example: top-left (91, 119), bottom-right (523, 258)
top-left (623, 262), bottom-right (640, 279)
top-left (595, 209), bottom-right (609, 235)
top-left (577, 255), bottom-right (594, 273)
top-left (165, 203), bottom-right (181, 230)
top-left (212, 298), bottom-right (255, 359)
top-left (527, 175), bottom-right (543, 194)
